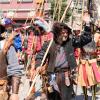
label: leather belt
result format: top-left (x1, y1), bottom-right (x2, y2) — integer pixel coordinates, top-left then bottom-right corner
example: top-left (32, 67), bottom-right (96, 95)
top-left (54, 67), bottom-right (70, 73)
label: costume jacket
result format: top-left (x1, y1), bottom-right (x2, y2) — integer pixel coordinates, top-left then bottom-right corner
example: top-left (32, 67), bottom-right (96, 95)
top-left (35, 26), bottom-right (92, 73)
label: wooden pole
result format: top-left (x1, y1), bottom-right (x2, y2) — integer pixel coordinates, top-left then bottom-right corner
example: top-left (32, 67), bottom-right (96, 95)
top-left (11, 0), bottom-right (22, 20)
top-left (38, 0), bottom-right (45, 17)
top-left (25, 36), bottom-right (38, 76)
top-left (30, 0), bottom-right (45, 25)
top-left (53, 0), bottom-right (57, 20)
top-left (25, 17), bottom-right (29, 25)
top-left (80, 0), bottom-right (85, 31)
top-left (60, 0), bottom-right (73, 22)
top-left (58, 0), bottom-right (62, 21)
top-left (76, 0), bottom-right (80, 14)
top-left (53, 0), bottom-right (59, 20)
top-left (71, 0), bottom-right (79, 28)
top-left (27, 38), bottom-right (53, 97)
top-left (25, 0), bottom-right (36, 25)
top-left (6, 0), bottom-right (13, 18)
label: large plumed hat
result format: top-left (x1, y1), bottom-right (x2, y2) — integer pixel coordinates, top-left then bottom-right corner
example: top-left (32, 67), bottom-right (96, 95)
top-left (34, 17), bottom-right (50, 32)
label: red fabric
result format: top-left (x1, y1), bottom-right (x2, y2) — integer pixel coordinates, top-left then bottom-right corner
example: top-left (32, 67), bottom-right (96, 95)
top-left (82, 64), bottom-right (89, 86)
top-left (46, 32), bottom-right (53, 41)
top-left (35, 32), bottom-right (53, 52)
top-left (35, 36), bottom-right (42, 52)
top-left (27, 32), bottom-right (34, 55)
top-left (91, 62), bottom-right (100, 82)
top-left (27, 32), bottom-right (53, 55)
top-left (74, 48), bottom-right (80, 59)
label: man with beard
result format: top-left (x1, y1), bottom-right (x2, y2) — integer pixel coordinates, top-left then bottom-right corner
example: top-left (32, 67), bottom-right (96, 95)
top-left (34, 13), bottom-right (92, 100)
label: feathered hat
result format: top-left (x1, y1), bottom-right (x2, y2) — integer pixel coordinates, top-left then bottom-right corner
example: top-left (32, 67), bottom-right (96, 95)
top-left (34, 17), bottom-right (50, 32)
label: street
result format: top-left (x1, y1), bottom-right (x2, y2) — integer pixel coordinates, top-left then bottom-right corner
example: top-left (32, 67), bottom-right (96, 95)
top-left (19, 76), bottom-right (100, 100)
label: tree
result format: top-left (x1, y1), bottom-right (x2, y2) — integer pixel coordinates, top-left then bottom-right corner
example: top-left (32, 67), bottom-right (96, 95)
top-left (50, 0), bottom-right (72, 22)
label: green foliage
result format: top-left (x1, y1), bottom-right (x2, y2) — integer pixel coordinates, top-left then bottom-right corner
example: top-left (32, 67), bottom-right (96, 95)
top-left (50, 0), bottom-right (72, 22)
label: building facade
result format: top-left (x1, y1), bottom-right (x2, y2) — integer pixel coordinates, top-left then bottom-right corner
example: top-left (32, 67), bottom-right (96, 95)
top-left (0, 0), bottom-right (51, 22)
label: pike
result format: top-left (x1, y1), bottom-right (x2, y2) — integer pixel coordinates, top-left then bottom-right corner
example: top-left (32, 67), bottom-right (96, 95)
top-left (87, 0), bottom-right (97, 33)
top-left (26, 38), bottom-right (53, 97)
top-left (25, 36), bottom-right (37, 75)
top-left (60, 0), bottom-right (73, 22)
top-left (88, 1), bottom-right (96, 100)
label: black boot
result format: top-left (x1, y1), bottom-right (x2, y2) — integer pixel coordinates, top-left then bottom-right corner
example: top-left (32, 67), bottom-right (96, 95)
top-left (82, 86), bottom-right (88, 100)
top-left (91, 85), bottom-right (96, 100)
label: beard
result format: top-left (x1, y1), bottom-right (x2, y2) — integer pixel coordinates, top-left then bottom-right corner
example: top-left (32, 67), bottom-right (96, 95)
top-left (56, 36), bottom-right (64, 45)
top-left (62, 36), bottom-right (68, 41)
top-left (55, 35), bottom-right (68, 45)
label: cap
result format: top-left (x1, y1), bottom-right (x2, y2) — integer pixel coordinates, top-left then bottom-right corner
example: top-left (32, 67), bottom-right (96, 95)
top-left (1, 18), bottom-right (12, 26)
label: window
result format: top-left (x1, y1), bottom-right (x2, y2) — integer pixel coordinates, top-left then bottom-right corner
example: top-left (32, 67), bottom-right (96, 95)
top-left (0, 0), bottom-right (10, 3)
top-left (17, 0), bottom-right (33, 3)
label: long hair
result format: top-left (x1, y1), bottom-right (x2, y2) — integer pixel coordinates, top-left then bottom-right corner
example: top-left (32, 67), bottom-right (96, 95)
top-left (52, 22), bottom-right (72, 39)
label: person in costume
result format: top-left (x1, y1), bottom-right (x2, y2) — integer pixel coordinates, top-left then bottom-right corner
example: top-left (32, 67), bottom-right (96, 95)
top-left (1, 18), bottom-right (22, 52)
top-left (34, 13), bottom-right (92, 100)
top-left (0, 21), bottom-right (23, 100)
top-left (25, 18), bottom-right (53, 99)
top-left (76, 12), bottom-right (100, 100)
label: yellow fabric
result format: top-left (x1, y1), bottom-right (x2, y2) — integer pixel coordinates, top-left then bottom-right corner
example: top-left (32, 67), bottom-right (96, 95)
top-left (0, 91), bottom-right (8, 100)
top-left (36, 0), bottom-right (44, 4)
top-left (76, 59), bottom-right (97, 87)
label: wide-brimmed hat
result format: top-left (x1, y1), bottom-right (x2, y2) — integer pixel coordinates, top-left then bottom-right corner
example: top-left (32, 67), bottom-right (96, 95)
top-left (34, 17), bottom-right (50, 32)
